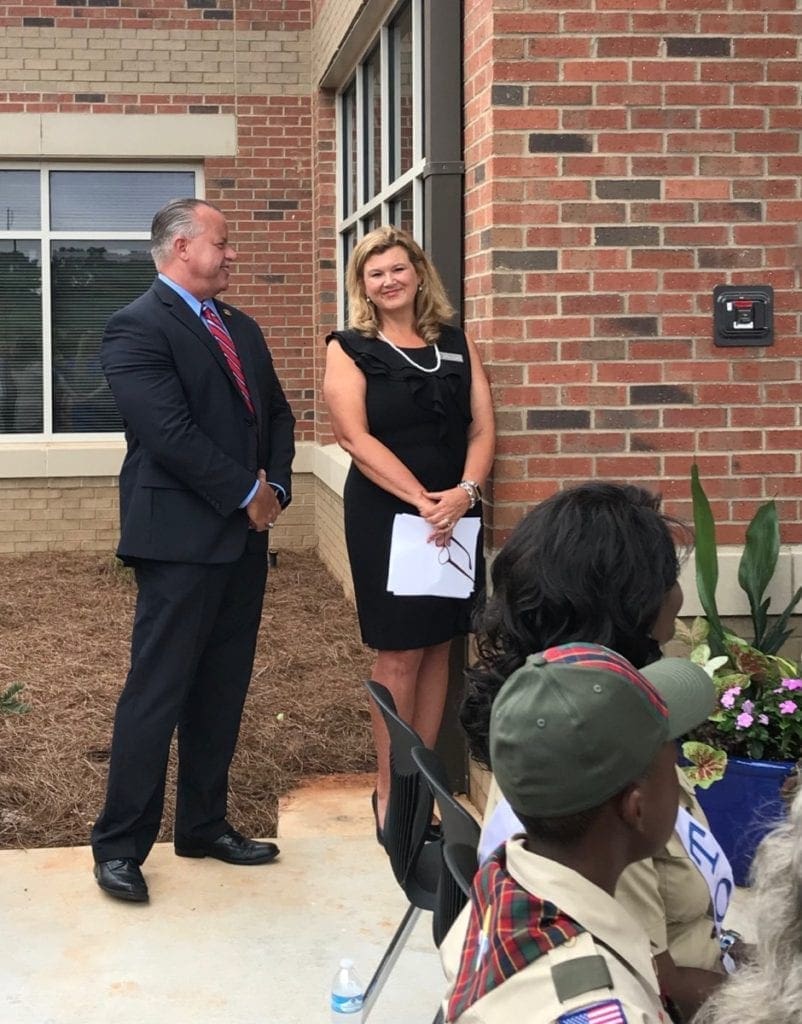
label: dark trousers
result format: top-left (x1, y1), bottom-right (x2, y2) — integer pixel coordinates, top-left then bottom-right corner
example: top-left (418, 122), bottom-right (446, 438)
top-left (91, 551), bottom-right (268, 864)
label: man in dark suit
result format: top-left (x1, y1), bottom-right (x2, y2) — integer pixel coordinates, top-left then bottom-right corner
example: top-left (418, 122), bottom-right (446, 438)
top-left (91, 198), bottom-right (296, 903)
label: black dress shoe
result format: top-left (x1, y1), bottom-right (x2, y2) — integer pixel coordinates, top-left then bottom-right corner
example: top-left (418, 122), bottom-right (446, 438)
top-left (174, 828), bottom-right (279, 865)
top-left (94, 858), bottom-right (149, 902)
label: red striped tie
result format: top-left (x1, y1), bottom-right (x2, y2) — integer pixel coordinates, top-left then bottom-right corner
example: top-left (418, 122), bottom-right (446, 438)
top-left (201, 302), bottom-right (255, 414)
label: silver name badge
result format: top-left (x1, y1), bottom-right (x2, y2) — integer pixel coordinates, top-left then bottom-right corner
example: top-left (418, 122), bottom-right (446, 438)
top-left (440, 351), bottom-right (464, 363)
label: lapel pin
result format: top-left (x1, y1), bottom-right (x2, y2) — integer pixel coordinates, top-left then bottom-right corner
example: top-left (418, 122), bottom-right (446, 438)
top-left (223, 308), bottom-right (232, 317)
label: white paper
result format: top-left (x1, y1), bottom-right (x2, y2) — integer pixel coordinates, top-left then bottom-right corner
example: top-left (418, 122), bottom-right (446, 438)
top-left (478, 797), bottom-right (524, 865)
top-left (386, 513), bottom-right (481, 598)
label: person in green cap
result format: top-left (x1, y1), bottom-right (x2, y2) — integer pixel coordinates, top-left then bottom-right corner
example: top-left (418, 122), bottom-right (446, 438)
top-left (440, 642), bottom-right (715, 1024)
top-left (462, 482), bottom-right (737, 1018)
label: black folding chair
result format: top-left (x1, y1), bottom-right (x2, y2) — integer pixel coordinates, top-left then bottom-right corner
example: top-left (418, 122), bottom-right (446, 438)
top-left (363, 680), bottom-right (443, 1021)
top-left (412, 745), bottom-right (481, 946)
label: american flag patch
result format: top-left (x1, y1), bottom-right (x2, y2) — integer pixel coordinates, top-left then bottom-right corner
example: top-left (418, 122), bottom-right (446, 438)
top-left (558, 1000), bottom-right (628, 1024)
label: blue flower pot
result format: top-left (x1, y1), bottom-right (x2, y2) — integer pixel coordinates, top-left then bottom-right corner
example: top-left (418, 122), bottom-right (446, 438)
top-left (694, 756), bottom-right (794, 886)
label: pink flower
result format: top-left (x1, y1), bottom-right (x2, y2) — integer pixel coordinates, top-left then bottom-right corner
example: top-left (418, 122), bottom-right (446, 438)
top-left (779, 700), bottom-right (798, 715)
top-left (742, 699), bottom-right (754, 715)
top-left (721, 687), bottom-right (741, 709)
top-left (736, 712), bottom-right (754, 729)
top-left (782, 678), bottom-right (802, 691)
top-left (758, 714), bottom-right (769, 725)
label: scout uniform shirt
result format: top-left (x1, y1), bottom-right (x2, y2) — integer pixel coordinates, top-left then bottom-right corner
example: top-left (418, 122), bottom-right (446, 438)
top-left (480, 769), bottom-right (725, 973)
top-left (615, 770), bottom-right (724, 973)
top-left (440, 838), bottom-right (669, 1024)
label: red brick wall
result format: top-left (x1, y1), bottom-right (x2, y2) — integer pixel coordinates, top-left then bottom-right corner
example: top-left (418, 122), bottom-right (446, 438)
top-left (215, 93), bottom-right (315, 438)
top-left (464, 0), bottom-right (802, 546)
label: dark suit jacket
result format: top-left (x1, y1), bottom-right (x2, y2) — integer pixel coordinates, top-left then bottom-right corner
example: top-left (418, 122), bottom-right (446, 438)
top-left (101, 278), bottom-right (296, 564)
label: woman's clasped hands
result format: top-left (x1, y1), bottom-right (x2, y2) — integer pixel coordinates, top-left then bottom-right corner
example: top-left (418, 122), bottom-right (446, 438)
top-left (418, 485), bottom-right (472, 544)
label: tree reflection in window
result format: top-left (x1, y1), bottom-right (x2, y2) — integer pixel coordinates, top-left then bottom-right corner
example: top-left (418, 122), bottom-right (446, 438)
top-left (0, 166), bottom-right (197, 436)
top-left (0, 241), bottom-right (43, 433)
top-left (50, 241), bottom-right (153, 432)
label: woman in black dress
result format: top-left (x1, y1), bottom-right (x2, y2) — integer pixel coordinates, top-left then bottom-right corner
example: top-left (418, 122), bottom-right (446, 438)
top-left (323, 226), bottom-right (495, 837)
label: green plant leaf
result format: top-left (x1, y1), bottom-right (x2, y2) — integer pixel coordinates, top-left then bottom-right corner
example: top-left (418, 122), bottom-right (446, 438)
top-left (689, 616), bottom-right (711, 648)
top-left (773, 655), bottom-right (799, 678)
top-left (710, 672), bottom-right (749, 696)
top-left (690, 464), bottom-right (725, 652)
top-left (738, 500), bottom-right (780, 648)
top-left (704, 656), bottom-right (730, 677)
top-left (673, 618), bottom-right (693, 648)
top-left (690, 643), bottom-right (712, 666)
top-left (726, 637), bottom-right (772, 681)
top-left (760, 585), bottom-right (802, 656)
top-left (681, 741), bottom-right (728, 788)
top-left (0, 682), bottom-right (29, 715)
top-left (746, 734), bottom-right (766, 760)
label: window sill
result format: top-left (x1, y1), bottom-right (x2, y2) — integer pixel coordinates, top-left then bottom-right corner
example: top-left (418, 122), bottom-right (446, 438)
top-left (0, 439), bottom-right (319, 480)
top-left (0, 441), bottom-right (126, 478)
top-left (314, 442), bottom-right (349, 497)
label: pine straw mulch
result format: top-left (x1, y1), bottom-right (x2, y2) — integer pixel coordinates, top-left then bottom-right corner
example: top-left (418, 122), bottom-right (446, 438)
top-left (0, 548), bottom-right (376, 850)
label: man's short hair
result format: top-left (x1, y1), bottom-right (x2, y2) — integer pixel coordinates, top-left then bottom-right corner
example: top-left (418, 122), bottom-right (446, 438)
top-left (150, 198), bottom-right (220, 267)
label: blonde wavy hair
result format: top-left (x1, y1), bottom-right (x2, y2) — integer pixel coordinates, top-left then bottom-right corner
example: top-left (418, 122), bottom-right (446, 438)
top-left (346, 226), bottom-right (455, 345)
top-left (695, 786), bottom-right (802, 1024)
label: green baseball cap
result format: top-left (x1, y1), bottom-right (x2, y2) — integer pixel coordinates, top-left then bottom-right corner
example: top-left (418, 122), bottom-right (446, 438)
top-left (490, 642), bottom-right (715, 819)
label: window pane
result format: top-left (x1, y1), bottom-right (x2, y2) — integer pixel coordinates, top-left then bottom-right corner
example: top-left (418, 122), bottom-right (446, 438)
top-left (342, 82), bottom-right (357, 218)
top-left (390, 186), bottom-right (414, 235)
top-left (51, 240), bottom-right (154, 433)
top-left (390, 2), bottom-right (414, 179)
top-left (342, 229), bottom-right (357, 321)
top-left (50, 171), bottom-right (195, 231)
top-left (362, 211), bottom-right (381, 234)
top-left (0, 171), bottom-right (41, 231)
top-left (364, 48), bottom-right (382, 201)
top-left (0, 240), bottom-right (43, 433)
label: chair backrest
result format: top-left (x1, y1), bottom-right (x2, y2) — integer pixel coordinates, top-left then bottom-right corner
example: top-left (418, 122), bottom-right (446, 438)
top-left (365, 680), bottom-right (437, 892)
top-left (412, 744), bottom-right (481, 946)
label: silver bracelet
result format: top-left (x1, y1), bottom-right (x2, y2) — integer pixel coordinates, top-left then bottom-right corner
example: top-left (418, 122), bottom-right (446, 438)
top-left (458, 480), bottom-right (481, 509)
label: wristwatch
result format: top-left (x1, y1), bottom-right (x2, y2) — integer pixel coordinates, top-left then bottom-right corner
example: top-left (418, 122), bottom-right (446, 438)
top-left (720, 928), bottom-right (742, 974)
top-left (458, 480), bottom-right (482, 509)
top-left (719, 928), bottom-right (742, 952)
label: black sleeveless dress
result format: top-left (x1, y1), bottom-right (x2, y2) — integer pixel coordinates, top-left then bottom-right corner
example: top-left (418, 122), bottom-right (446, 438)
top-left (325, 325), bottom-right (484, 650)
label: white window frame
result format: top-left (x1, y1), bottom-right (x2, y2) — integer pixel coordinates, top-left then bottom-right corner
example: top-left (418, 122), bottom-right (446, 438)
top-left (335, 0), bottom-right (424, 325)
top-left (0, 161), bottom-right (203, 449)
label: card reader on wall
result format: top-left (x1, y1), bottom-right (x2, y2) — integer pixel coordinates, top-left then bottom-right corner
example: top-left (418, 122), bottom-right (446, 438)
top-left (713, 284), bottom-right (773, 347)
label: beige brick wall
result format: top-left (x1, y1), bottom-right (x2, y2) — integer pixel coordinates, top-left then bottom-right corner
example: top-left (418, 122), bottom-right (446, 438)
top-left (469, 761), bottom-right (491, 818)
top-left (315, 477), bottom-right (354, 602)
top-left (267, 473), bottom-right (317, 551)
top-left (0, 474), bottom-right (317, 555)
top-left (311, 0), bottom-right (365, 85)
top-left (0, 477), bottom-right (118, 554)
top-left (0, 26), bottom-right (310, 95)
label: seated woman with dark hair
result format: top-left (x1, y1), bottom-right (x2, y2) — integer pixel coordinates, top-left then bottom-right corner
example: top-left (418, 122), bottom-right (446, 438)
top-left (461, 482), bottom-right (731, 1022)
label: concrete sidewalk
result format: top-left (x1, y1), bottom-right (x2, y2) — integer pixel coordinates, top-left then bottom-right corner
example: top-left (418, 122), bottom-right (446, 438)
top-left (1, 778), bottom-right (445, 1024)
top-left (0, 774), bottom-right (756, 1024)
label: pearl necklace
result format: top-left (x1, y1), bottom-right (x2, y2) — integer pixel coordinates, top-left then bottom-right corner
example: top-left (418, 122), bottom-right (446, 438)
top-left (378, 331), bottom-right (441, 373)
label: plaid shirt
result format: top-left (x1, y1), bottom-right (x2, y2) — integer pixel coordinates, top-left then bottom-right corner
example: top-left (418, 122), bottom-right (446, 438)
top-left (447, 844), bottom-right (585, 1021)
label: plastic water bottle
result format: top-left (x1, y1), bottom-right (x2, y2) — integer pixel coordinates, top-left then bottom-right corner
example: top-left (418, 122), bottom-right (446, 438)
top-left (330, 958), bottom-right (364, 1022)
